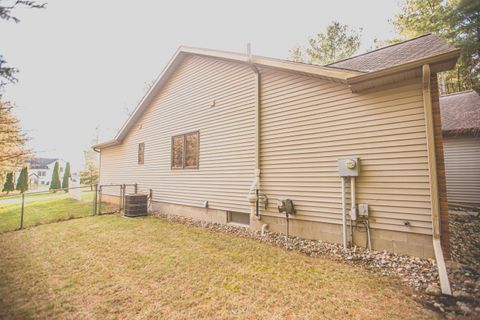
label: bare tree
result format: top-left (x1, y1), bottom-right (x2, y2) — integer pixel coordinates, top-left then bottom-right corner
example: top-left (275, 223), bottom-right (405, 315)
top-left (0, 0), bottom-right (46, 87)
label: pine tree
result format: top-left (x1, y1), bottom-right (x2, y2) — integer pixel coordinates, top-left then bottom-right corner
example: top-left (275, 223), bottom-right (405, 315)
top-left (15, 167), bottom-right (28, 193)
top-left (288, 22), bottom-right (361, 65)
top-left (2, 172), bottom-right (15, 194)
top-left (392, 0), bottom-right (480, 93)
top-left (49, 161), bottom-right (61, 190)
top-left (62, 162), bottom-right (71, 191)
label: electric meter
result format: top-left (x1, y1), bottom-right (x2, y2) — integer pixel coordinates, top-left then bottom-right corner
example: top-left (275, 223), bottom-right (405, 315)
top-left (338, 157), bottom-right (360, 177)
top-left (345, 159), bottom-right (357, 169)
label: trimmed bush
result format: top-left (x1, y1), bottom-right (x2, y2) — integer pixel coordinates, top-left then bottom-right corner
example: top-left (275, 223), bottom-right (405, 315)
top-left (2, 172), bottom-right (15, 194)
top-left (49, 161), bottom-right (61, 190)
top-left (16, 167), bottom-right (29, 193)
top-left (62, 162), bottom-right (71, 190)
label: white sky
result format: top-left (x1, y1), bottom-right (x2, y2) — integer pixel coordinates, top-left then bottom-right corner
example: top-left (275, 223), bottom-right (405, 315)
top-left (2, 0), bottom-right (402, 171)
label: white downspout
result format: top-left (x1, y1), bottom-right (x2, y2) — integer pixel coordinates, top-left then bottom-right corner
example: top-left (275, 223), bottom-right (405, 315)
top-left (422, 64), bottom-right (451, 295)
top-left (341, 177), bottom-right (347, 249)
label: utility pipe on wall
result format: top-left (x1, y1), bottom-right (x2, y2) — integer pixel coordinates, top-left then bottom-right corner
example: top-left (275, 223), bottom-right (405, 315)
top-left (246, 43), bottom-right (262, 218)
top-left (422, 64), bottom-right (451, 295)
top-left (350, 176), bottom-right (356, 247)
top-left (341, 177), bottom-right (347, 249)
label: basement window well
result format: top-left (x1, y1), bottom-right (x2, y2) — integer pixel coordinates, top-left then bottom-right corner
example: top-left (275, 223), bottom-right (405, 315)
top-left (227, 211), bottom-right (250, 226)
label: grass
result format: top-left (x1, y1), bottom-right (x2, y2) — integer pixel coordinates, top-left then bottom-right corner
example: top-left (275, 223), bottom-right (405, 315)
top-left (0, 193), bottom-right (95, 233)
top-left (0, 185), bottom-right (50, 199)
top-left (0, 215), bottom-right (437, 319)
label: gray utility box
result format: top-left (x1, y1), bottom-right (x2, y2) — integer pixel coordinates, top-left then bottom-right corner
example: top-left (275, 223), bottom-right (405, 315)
top-left (124, 194), bottom-right (148, 217)
top-left (338, 158), bottom-right (360, 177)
top-left (358, 203), bottom-right (369, 217)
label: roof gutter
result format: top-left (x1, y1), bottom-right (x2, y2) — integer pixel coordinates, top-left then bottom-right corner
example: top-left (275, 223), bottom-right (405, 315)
top-left (346, 49), bottom-right (460, 88)
top-left (92, 139), bottom-right (118, 151)
top-left (422, 64), bottom-right (451, 295)
top-left (180, 46), bottom-right (362, 82)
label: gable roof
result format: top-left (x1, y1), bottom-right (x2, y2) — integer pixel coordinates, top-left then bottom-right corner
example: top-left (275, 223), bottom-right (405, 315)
top-left (440, 90), bottom-right (480, 135)
top-left (327, 34), bottom-right (456, 73)
top-left (28, 158), bottom-right (58, 169)
top-left (93, 35), bottom-right (460, 150)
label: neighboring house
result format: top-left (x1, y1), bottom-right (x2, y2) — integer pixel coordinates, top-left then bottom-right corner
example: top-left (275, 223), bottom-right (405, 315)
top-left (94, 34), bottom-right (459, 260)
top-left (22, 158), bottom-right (66, 186)
top-left (440, 90), bottom-right (480, 208)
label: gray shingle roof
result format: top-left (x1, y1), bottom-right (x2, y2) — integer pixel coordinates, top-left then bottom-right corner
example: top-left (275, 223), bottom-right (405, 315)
top-left (327, 34), bottom-right (456, 73)
top-left (440, 90), bottom-right (480, 134)
top-left (27, 158), bottom-right (58, 169)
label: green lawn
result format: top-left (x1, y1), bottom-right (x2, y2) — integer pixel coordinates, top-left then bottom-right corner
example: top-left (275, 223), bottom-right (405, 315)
top-left (0, 194), bottom-right (94, 233)
top-left (0, 215), bottom-right (437, 319)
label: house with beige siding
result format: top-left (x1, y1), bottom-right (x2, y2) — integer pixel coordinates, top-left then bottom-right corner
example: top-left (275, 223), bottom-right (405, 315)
top-left (94, 34), bottom-right (460, 292)
top-left (440, 90), bottom-right (480, 208)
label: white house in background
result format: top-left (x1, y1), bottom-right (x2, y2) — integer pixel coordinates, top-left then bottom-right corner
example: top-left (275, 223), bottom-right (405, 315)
top-left (23, 158), bottom-right (67, 187)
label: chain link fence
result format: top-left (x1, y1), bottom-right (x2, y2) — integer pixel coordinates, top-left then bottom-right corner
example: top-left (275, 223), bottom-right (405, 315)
top-left (0, 185), bottom-right (95, 233)
top-left (95, 184), bottom-right (137, 215)
top-left (0, 183), bottom-right (140, 233)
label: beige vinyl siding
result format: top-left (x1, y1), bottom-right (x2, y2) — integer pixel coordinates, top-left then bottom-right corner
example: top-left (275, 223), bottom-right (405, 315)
top-left (100, 55), bottom-right (434, 236)
top-left (443, 136), bottom-right (480, 206)
top-left (259, 68), bottom-right (432, 235)
top-left (100, 55), bottom-right (256, 213)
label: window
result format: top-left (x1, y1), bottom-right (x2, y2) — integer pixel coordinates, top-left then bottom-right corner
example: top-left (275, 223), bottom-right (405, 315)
top-left (171, 131), bottom-right (199, 169)
top-left (138, 143), bottom-right (145, 164)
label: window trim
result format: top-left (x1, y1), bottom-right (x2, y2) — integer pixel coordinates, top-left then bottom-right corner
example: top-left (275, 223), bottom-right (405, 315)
top-left (171, 131), bottom-right (199, 170)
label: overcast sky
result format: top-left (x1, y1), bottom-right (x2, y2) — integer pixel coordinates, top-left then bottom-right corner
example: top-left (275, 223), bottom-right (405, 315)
top-left (2, 0), bottom-right (402, 171)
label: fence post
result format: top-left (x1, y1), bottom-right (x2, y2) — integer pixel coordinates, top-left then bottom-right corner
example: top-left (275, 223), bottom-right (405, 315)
top-left (122, 184), bottom-right (126, 211)
top-left (119, 185), bottom-right (123, 212)
top-left (98, 186), bottom-right (102, 215)
top-left (20, 193), bottom-right (25, 229)
top-left (93, 184), bottom-right (98, 215)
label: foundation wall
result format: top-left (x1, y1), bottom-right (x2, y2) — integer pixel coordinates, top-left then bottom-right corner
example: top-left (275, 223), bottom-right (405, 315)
top-left (150, 200), bottom-right (227, 224)
top-left (149, 200), bottom-right (434, 258)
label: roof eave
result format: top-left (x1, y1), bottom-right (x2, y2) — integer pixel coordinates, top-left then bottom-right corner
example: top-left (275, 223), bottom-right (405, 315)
top-left (346, 49), bottom-right (460, 92)
top-left (179, 46), bottom-right (363, 81)
top-left (92, 140), bottom-right (119, 150)
top-left (93, 46), bottom-right (460, 149)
